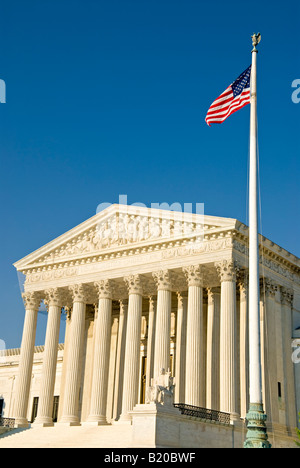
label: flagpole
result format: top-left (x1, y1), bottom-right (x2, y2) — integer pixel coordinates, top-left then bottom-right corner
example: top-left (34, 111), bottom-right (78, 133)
top-left (244, 33), bottom-right (271, 449)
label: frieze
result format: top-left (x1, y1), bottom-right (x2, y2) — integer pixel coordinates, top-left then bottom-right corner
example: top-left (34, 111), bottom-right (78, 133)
top-left (25, 267), bottom-right (78, 284)
top-left (23, 235), bottom-right (299, 287)
top-left (161, 237), bottom-right (233, 259)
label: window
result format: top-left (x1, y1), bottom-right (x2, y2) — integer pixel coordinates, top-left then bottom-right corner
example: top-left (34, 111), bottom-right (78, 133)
top-left (52, 396), bottom-right (60, 422)
top-left (0, 399), bottom-right (4, 417)
top-left (140, 356), bottom-right (147, 404)
top-left (278, 382), bottom-right (282, 399)
top-left (31, 397), bottom-right (39, 423)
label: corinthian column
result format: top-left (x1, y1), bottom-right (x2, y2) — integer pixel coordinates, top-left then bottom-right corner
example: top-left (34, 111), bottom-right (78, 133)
top-left (206, 287), bottom-right (220, 410)
top-left (183, 265), bottom-right (204, 407)
top-left (215, 259), bottom-right (239, 419)
top-left (59, 284), bottom-right (87, 426)
top-left (175, 292), bottom-right (188, 404)
top-left (119, 275), bottom-right (143, 421)
top-left (145, 296), bottom-right (157, 391)
top-left (238, 272), bottom-right (249, 420)
top-left (259, 277), bottom-right (277, 421)
top-left (14, 291), bottom-right (41, 427)
top-left (152, 270), bottom-right (173, 379)
top-left (34, 288), bottom-right (63, 426)
top-left (87, 280), bottom-right (113, 424)
top-left (113, 300), bottom-right (128, 420)
top-left (280, 287), bottom-right (296, 428)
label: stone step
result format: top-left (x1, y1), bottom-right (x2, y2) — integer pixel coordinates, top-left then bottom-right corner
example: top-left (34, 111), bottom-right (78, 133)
top-left (0, 423), bottom-right (133, 448)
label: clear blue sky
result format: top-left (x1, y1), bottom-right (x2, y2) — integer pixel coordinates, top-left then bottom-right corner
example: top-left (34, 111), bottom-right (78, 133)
top-left (0, 0), bottom-right (299, 348)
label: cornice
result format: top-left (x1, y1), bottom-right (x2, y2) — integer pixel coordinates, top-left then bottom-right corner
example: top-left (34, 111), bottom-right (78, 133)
top-left (12, 205), bottom-right (298, 290)
top-left (22, 230), bottom-right (235, 276)
top-left (232, 234), bottom-right (300, 284)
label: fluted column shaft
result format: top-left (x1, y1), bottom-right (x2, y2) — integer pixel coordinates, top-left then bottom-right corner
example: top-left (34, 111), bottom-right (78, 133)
top-left (59, 285), bottom-right (87, 425)
top-left (113, 300), bottom-right (128, 420)
top-left (239, 274), bottom-right (249, 420)
top-left (145, 297), bottom-right (156, 391)
top-left (87, 280), bottom-right (113, 424)
top-left (119, 275), bottom-right (143, 421)
top-left (206, 287), bottom-right (220, 410)
top-left (14, 292), bottom-right (40, 427)
top-left (153, 270), bottom-right (172, 379)
top-left (184, 266), bottom-right (204, 407)
top-left (259, 278), bottom-right (277, 421)
top-left (175, 292), bottom-right (188, 404)
top-left (216, 260), bottom-right (238, 418)
top-left (34, 289), bottom-right (63, 426)
top-left (280, 287), bottom-right (296, 428)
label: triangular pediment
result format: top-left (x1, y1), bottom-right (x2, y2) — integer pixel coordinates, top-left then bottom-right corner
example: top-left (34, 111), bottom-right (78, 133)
top-left (14, 204), bottom-right (239, 271)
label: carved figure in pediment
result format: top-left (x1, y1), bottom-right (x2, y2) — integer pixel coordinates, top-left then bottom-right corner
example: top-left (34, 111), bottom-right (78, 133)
top-left (149, 218), bottom-right (161, 239)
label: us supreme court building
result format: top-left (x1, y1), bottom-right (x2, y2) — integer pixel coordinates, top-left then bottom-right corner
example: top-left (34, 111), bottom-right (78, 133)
top-left (1, 204), bottom-right (300, 448)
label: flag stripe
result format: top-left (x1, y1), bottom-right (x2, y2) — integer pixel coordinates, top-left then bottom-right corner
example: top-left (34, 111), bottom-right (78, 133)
top-left (206, 99), bottom-right (250, 123)
top-left (206, 96), bottom-right (250, 124)
top-left (205, 66), bottom-right (251, 126)
top-left (206, 89), bottom-right (250, 117)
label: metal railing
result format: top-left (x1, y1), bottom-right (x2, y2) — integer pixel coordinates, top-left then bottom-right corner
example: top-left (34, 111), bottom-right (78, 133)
top-left (0, 418), bottom-right (15, 429)
top-left (174, 403), bottom-right (231, 425)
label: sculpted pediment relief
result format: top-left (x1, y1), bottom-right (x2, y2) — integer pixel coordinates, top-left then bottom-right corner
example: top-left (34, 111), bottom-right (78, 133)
top-left (14, 205), bottom-right (238, 270)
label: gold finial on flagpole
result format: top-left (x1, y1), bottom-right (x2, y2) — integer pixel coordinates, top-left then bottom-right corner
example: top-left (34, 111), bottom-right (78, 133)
top-left (251, 33), bottom-right (261, 51)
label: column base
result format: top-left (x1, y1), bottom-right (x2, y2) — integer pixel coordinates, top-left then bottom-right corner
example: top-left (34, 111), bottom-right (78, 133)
top-left (58, 416), bottom-right (81, 427)
top-left (230, 412), bottom-right (241, 424)
top-left (58, 421), bottom-right (81, 427)
top-left (14, 418), bottom-right (30, 429)
top-left (244, 403), bottom-right (271, 448)
top-left (33, 416), bottom-right (54, 427)
top-left (84, 415), bottom-right (110, 426)
top-left (116, 413), bottom-right (132, 424)
top-left (33, 421), bottom-right (54, 428)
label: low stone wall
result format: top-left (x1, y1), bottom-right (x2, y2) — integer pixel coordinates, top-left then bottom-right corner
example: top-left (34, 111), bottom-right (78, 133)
top-left (130, 403), bottom-right (298, 448)
top-left (130, 403), bottom-right (244, 448)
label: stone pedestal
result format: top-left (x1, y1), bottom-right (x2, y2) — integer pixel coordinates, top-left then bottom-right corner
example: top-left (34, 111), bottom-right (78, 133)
top-left (130, 403), bottom-right (182, 448)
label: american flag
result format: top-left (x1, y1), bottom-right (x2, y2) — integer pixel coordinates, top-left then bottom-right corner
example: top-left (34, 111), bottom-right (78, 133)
top-left (205, 65), bottom-right (251, 126)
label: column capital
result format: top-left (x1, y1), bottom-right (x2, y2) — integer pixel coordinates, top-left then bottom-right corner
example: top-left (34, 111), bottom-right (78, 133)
top-left (207, 287), bottom-right (220, 305)
top-left (177, 291), bottom-right (188, 306)
top-left (280, 286), bottom-right (294, 306)
top-left (119, 299), bottom-right (129, 314)
top-left (259, 277), bottom-right (277, 298)
top-left (215, 259), bottom-right (238, 282)
top-left (237, 269), bottom-right (248, 287)
top-left (152, 269), bottom-right (173, 291)
top-left (183, 265), bottom-right (203, 287)
top-left (44, 288), bottom-right (65, 308)
top-left (237, 270), bottom-right (248, 299)
top-left (148, 296), bottom-right (157, 308)
top-left (94, 279), bottom-right (113, 300)
top-left (22, 291), bottom-right (42, 311)
top-left (124, 274), bottom-right (144, 295)
top-left (69, 283), bottom-right (89, 303)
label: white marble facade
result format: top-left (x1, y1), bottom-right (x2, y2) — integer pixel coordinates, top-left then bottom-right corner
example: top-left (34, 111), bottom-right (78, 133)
top-left (1, 204), bottom-right (300, 438)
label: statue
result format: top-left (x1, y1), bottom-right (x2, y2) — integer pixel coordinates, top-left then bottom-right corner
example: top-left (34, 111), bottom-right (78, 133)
top-left (146, 368), bottom-right (175, 407)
